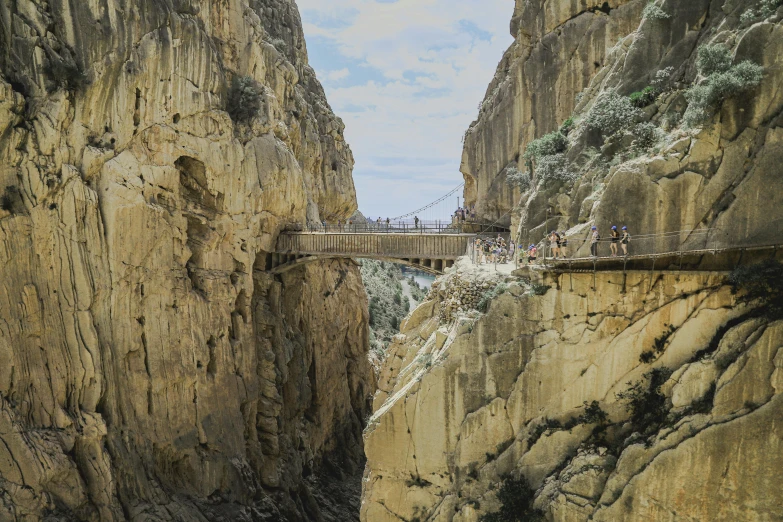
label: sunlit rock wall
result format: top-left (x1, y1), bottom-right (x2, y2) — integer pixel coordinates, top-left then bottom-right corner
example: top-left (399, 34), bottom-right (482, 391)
top-left (0, 0), bottom-right (371, 520)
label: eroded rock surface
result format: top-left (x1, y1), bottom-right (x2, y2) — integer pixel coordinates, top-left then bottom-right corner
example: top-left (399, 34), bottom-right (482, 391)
top-left (361, 260), bottom-right (783, 521)
top-left (0, 1), bottom-right (371, 520)
top-left (462, 0), bottom-right (783, 251)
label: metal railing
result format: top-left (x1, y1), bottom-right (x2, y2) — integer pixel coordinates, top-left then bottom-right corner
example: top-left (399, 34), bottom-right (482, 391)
top-left (510, 227), bottom-right (780, 268)
top-left (286, 220), bottom-right (508, 235)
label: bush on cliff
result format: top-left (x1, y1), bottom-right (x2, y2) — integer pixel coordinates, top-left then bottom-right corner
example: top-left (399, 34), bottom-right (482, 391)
top-left (504, 166), bottom-right (531, 191)
top-left (616, 368), bottom-right (672, 438)
top-left (728, 259), bottom-right (783, 319)
top-left (629, 86), bottom-right (657, 108)
top-left (741, 0), bottom-right (783, 23)
top-left (523, 131), bottom-right (568, 163)
top-left (535, 154), bottom-right (578, 187)
top-left (584, 91), bottom-right (643, 138)
top-left (684, 45), bottom-right (764, 127)
top-left (227, 76), bottom-right (263, 124)
top-left (642, 2), bottom-right (671, 20)
top-left (481, 475), bottom-right (544, 522)
top-left (477, 283), bottom-right (508, 313)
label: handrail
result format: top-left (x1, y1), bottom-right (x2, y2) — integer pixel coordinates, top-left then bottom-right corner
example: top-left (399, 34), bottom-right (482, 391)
top-left (284, 220), bottom-right (509, 235)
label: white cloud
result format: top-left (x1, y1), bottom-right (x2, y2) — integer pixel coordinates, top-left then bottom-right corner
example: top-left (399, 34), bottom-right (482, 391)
top-left (324, 68), bottom-right (351, 82)
top-left (297, 0), bottom-right (515, 218)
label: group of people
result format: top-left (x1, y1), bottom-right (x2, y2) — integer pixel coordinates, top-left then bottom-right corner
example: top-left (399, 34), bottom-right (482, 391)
top-left (590, 225), bottom-right (631, 257)
top-left (454, 205), bottom-right (476, 223)
top-left (480, 224), bottom-right (633, 267)
top-left (474, 235), bottom-right (516, 264)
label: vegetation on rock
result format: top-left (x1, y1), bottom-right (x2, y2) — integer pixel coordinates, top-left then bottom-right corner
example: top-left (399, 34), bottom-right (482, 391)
top-left (480, 475), bottom-right (545, 522)
top-left (584, 91), bottom-right (643, 137)
top-left (728, 260), bottom-right (783, 319)
top-left (684, 45), bottom-right (764, 126)
top-left (628, 86), bottom-right (657, 108)
top-left (642, 2), bottom-right (671, 20)
top-left (616, 368), bottom-right (672, 438)
top-left (741, 0), bottom-right (782, 23)
top-left (477, 282), bottom-right (508, 312)
top-left (227, 76), bottom-right (263, 124)
top-left (361, 260), bottom-right (423, 354)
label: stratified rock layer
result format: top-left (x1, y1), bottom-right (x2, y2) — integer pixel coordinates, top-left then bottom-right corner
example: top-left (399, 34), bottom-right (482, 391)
top-left (361, 260), bottom-right (783, 521)
top-left (0, 1), bottom-right (371, 520)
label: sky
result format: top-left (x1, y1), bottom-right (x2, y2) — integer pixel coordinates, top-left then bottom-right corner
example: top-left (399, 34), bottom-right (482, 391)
top-left (296, 0), bottom-right (515, 220)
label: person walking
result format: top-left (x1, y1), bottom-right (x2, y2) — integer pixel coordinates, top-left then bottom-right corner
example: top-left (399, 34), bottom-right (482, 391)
top-left (474, 237), bottom-right (483, 264)
top-left (528, 244), bottom-right (538, 265)
top-left (549, 231), bottom-right (560, 260)
top-left (386, 217), bottom-right (390, 231)
top-left (621, 226), bottom-right (631, 256)
top-left (414, 216), bottom-right (420, 229)
top-left (610, 226), bottom-right (620, 257)
top-left (590, 227), bottom-right (600, 257)
top-left (559, 231), bottom-right (568, 258)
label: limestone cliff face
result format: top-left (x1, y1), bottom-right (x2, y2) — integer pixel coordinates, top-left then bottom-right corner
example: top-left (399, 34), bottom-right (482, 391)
top-left (361, 259), bottom-right (783, 521)
top-left (461, 0), bottom-right (783, 251)
top-left (0, 1), bottom-right (371, 520)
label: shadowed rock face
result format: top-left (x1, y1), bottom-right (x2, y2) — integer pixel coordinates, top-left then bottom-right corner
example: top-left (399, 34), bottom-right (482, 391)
top-left (462, 0), bottom-right (783, 250)
top-left (0, 1), bottom-right (372, 520)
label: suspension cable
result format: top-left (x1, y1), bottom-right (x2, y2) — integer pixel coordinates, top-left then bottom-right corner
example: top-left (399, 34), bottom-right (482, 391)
top-left (391, 183), bottom-right (465, 221)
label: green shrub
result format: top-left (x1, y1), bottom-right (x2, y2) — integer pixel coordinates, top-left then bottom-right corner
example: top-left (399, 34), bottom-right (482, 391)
top-left (631, 122), bottom-right (663, 151)
top-left (523, 131), bottom-right (568, 162)
top-left (535, 154), bottom-right (578, 187)
top-left (559, 117), bottom-right (575, 135)
top-left (742, 0), bottom-right (783, 22)
top-left (696, 44), bottom-right (733, 76)
top-left (584, 91), bottom-right (643, 137)
top-left (477, 283), bottom-right (508, 313)
top-left (227, 76), bottom-right (263, 124)
top-left (480, 475), bottom-right (544, 522)
top-left (728, 259), bottom-right (783, 319)
top-left (505, 167), bottom-right (531, 191)
top-left (629, 86), bottom-right (657, 108)
top-left (652, 66), bottom-right (675, 91)
top-left (684, 51), bottom-right (764, 127)
top-left (642, 2), bottom-right (671, 20)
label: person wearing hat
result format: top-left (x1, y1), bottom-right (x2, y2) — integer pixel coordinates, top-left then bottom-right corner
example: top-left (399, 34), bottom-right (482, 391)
top-left (528, 244), bottom-right (537, 265)
top-left (610, 225), bottom-right (620, 257)
top-left (621, 226), bottom-right (631, 256)
top-left (590, 226), bottom-right (600, 257)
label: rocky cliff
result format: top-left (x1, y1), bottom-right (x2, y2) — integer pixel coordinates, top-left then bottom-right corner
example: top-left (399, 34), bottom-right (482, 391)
top-left (461, 0), bottom-right (783, 252)
top-left (363, 1), bottom-right (783, 520)
top-left (361, 258), bottom-right (783, 521)
top-left (0, 1), bottom-right (372, 520)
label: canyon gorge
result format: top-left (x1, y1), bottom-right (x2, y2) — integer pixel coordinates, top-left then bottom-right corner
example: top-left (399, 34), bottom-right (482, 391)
top-left (1, 0), bottom-right (783, 521)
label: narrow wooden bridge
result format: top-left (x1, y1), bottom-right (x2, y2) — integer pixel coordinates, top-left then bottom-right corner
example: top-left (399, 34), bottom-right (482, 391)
top-left (266, 231), bottom-right (475, 275)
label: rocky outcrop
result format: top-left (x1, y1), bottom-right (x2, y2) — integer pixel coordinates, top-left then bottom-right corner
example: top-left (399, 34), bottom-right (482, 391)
top-left (361, 259), bottom-right (783, 521)
top-left (0, 1), bottom-right (371, 520)
top-left (462, 0), bottom-right (783, 252)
